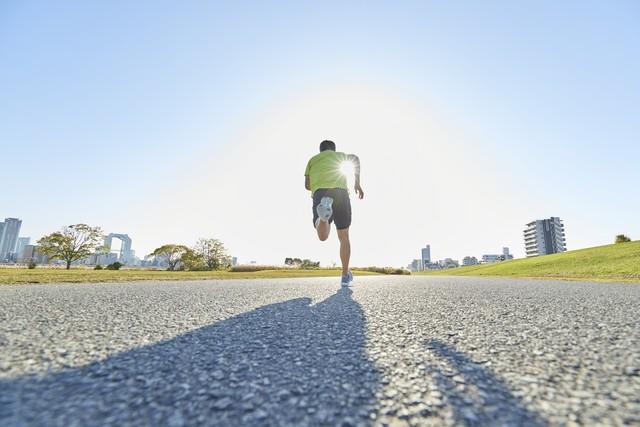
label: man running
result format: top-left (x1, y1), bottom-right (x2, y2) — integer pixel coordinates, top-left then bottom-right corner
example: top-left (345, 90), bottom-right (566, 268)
top-left (304, 140), bottom-right (364, 286)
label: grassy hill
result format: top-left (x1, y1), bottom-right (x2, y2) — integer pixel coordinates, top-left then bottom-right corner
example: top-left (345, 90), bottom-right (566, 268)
top-left (418, 241), bottom-right (640, 282)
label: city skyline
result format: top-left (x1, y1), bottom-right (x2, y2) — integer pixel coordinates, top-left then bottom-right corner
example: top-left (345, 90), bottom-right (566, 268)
top-left (2, 2), bottom-right (639, 266)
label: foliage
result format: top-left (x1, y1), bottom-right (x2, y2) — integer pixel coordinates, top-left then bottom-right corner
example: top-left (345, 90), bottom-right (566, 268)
top-left (193, 238), bottom-right (228, 270)
top-left (230, 265), bottom-right (289, 272)
top-left (360, 266), bottom-right (411, 275)
top-left (181, 250), bottom-right (207, 271)
top-left (149, 244), bottom-right (191, 271)
top-left (106, 262), bottom-right (123, 270)
top-left (37, 224), bottom-right (105, 270)
top-left (615, 234), bottom-right (631, 243)
top-left (94, 264), bottom-right (103, 270)
top-left (301, 259), bottom-right (320, 269)
top-left (284, 258), bottom-right (318, 268)
top-left (27, 259), bottom-right (37, 269)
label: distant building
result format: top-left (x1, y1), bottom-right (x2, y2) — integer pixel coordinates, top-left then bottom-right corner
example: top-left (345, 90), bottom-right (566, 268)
top-left (18, 245), bottom-right (48, 264)
top-left (462, 256), bottom-right (478, 266)
top-left (410, 259), bottom-right (423, 272)
top-left (481, 254), bottom-right (500, 263)
top-left (232, 257), bottom-right (238, 266)
top-left (15, 237), bottom-right (30, 259)
top-left (0, 218), bottom-right (22, 261)
top-left (524, 217), bottom-right (566, 257)
top-left (421, 245), bottom-right (431, 266)
top-left (104, 233), bottom-right (134, 264)
top-left (437, 258), bottom-right (459, 269)
top-left (481, 247), bottom-right (513, 263)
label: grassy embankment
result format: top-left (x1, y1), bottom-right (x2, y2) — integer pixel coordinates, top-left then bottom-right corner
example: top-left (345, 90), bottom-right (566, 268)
top-left (418, 241), bottom-right (640, 282)
top-left (0, 267), bottom-right (388, 285)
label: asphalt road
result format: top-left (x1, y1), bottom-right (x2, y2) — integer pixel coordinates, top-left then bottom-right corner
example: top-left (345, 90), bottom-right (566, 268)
top-left (1, 276), bottom-right (639, 426)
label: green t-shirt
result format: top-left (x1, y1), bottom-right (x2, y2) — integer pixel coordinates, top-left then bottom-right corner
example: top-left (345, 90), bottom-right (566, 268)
top-left (304, 150), bottom-right (348, 193)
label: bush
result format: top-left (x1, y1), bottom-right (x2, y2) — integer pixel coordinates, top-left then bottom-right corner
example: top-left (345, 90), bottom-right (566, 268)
top-left (301, 259), bottom-right (320, 269)
top-left (27, 258), bottom-right (37, 269)
top-left (94, 264), bottom-right (103, 270)
top-left (357, 267), bottom-right (411, 275)
top-left (615, 234), bottom-right (631, 243)
top-left (230, 265), bottom-right (288, 273)
top-left (106, 262), bottom-right (123, 270)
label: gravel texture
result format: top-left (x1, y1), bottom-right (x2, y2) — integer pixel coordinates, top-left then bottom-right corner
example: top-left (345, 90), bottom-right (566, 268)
top-left (1, 276), bottom-right (639, 426)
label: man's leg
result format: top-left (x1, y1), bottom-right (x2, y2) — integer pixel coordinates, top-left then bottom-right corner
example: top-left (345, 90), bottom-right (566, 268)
top-left (337, 227), bottom-right (350, 276)
top-left (316, 218), bottom-right (330, 241)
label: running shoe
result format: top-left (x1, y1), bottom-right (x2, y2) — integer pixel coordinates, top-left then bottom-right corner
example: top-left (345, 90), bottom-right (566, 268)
top-left (316, 196), bottom-right (334, 222)
top-left (341, 270), bottom-right (353, 287)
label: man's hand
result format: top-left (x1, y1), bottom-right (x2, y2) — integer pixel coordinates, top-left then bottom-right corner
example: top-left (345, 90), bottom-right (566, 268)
top-left (355, 184), bottom-right (364, 199)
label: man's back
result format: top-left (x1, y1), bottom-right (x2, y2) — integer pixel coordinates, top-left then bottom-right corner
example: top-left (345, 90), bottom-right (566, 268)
top-left (305, 150), bottom-right (348, 194)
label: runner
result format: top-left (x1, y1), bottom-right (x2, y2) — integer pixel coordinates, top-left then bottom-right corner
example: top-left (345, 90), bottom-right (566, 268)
top-left (304, 140), bottom-right (364, 286)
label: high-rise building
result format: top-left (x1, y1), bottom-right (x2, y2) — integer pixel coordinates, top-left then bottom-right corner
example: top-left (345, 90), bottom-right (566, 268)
top-left (15, 237), bottom-right (31, 259)
top-left (524, 217), bottom-right (566, 257)
top-left (0, 218), bottom-right (22, 261)
top-left (421, 245), bottom-right (431, 266)
top-left (18, 244), bottom-right (48, 264)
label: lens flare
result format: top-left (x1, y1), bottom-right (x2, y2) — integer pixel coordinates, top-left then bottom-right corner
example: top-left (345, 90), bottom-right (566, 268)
top-left (340, 160), bottom-right (354, 176)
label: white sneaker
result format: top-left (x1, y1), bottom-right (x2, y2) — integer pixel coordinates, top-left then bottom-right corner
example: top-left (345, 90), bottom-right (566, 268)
top-left (316, 196), bottom-right (334, 223)
top-left (341, 271), bottom-right (353, 287)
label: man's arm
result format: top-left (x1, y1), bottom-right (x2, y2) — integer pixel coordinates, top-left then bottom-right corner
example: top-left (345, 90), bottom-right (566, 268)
top-left (305, 175), bottom-right (311, 191)
top-left (347, 154), bottom-right (364, 199)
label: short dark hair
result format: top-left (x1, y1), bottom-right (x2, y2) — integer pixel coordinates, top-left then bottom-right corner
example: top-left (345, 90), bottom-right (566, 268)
top-left (319, 140), bottom-right (336, 152)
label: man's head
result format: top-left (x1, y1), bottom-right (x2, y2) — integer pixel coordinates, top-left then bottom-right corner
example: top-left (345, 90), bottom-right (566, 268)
top-left (319, 140), bottom-right (336, 152)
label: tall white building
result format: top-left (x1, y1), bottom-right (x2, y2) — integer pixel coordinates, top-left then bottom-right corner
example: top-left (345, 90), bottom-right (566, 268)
top-left (524, 217), bottom-right (566, 257)
top-left (0, 218), bottom-right (22, 261)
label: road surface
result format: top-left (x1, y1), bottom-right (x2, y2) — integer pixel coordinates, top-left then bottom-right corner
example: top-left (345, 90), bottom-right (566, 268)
top-left (1, 276), bottom-right (639, 426)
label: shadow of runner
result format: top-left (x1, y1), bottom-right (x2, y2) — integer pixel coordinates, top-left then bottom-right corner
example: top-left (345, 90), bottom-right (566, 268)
top-left (3, 288), bottom-right (379, 426)
top-left (424, 339), bottom-right (546, 426)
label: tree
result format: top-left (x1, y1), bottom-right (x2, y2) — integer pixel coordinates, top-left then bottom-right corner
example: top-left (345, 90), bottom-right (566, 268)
top-left (301, 259), bottom-right (320, 269)
top-left (193, 238), bottom-right (228, 270)
top-left (149, 244), bottom-right (190, 271)
top-left (615, 234), bottom-right (631, 243)
top-left (181, 249), bottom-right (206, 271)
top-left (37, 224), bottom-right (105, 270)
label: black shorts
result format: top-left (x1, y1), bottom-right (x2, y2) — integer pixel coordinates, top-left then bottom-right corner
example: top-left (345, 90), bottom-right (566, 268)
top-left (312, 188), bottom-right (352, 230)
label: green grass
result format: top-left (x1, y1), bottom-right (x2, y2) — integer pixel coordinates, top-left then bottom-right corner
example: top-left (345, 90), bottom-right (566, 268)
top-left (0, 268), bottom-right (381, 285)
top-left (418, 241), bottom-right (640, 282)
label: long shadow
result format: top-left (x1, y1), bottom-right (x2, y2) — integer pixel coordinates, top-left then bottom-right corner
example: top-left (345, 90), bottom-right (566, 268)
top-left (2, 288), bottom-right (379, 426)
top-left (425, 339), bottom-right (546, 426)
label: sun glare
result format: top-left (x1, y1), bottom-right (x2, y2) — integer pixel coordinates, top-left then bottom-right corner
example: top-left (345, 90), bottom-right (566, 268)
top-left (340, 160), bottom-right (355, 177)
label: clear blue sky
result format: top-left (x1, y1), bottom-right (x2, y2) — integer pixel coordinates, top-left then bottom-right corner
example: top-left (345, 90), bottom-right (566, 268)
top-left (2, 1), bottom-right (639, 265)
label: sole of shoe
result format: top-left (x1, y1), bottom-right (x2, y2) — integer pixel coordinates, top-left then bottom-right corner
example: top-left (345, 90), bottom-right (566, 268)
top-left (317, 196), bottom-right (334, 221)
